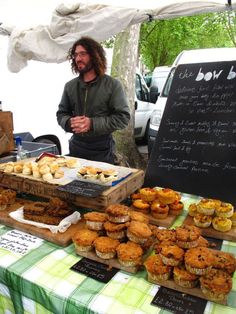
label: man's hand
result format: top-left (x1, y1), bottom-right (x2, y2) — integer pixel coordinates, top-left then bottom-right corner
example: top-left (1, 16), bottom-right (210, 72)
top-left (70, 115), bottom-right (92, 133)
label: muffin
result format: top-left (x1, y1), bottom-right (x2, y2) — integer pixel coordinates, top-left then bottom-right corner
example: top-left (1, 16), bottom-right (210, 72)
top-left (211, 250), bottom-right (236, 275)
top-left (154, 240), bottom-right (177, 254)
top-left (193, 213), bottom-right (212, 228)
top-left (156, 188), bottom-right (177, 205)
top-left (188, 203), bottom-right (199, 217)
top-left (152, 228), bottom-right (176, 244)
top-left (0, 194), bottom-right (8, 210)
top-left (150, 201), bottom-right (169, 219)
top-left (1, 189), bottom-right (16, 205)
top-left (103, 221), bottom-right (128, 239)
top-left (72, 229), bottom-right (98, 252)
top-left (185, 247), bottom-right (214, 275)
top-left (175, 225), bottom-right (201, 249)
top-left (93, 236), bottom-right (120, 259)
top-left (200, 269), bottom-right (232, 302)
top-left (195, 236), bottom-right (209, 248)
top-left (132, 199), bottom-right (150, 214)
top-left (116, 241), bottom-right (143, 267)
top-left (83, 211), bottom-right (107, 231)
top-left (197, 198), bottom-right (218, 216)
top-left (129, 210), bottom-right (149, 224)
top-left (159, 244), bottom-right (185, 266)
top-left (230, 212), bottom-right (236, 227)
top-left (169, 201), bottom-right (184, 216)
top-left (173, 265), bottom-right (199, 288)
top-left (144, 254), bottom-right (172, 281)
top-left (127, 221), bottom-right (152, 244)
top-left (139, 187), bottom-right (156, 202)
top-left (212, 216), bottom-right (232, 232)
top-left (105, 204), bottom-right (130, 223)
top-left (215, 202), bottom-right (234, 218)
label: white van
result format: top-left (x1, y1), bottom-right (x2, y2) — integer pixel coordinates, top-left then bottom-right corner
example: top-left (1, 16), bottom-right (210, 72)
top-left (148, 47), bottom-right (236, 155)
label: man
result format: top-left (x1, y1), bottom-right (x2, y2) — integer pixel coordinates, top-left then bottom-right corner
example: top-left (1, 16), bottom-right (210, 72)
top-left (56, 36), bottom-right (130, 164)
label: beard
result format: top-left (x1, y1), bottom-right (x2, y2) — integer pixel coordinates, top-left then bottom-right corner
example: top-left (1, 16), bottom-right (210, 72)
top-left (77, 61), bottom-right (93, 74)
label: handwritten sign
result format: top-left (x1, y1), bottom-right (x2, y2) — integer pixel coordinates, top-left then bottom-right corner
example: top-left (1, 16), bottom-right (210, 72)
top-left (152, 287), bottom-right (206, 314)
top-left (145, 61), bottom-right (236, 207)
top-left (71, 257), bottom-right (119, 283)
top-left (57, 180), bottom-right (109, 198)
top-left (0, 230), bottom-right (43, 255)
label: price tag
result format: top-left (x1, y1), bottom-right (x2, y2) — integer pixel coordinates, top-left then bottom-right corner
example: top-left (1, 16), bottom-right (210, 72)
top-left (57, 180), bottom-right (109, 197)
top-left (152, 287), bottom-right (206, 314)
top-left (71, 257), bottom-right (119, 283)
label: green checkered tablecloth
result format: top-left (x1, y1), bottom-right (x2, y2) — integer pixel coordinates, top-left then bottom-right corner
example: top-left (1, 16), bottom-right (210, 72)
top-left (0, 193), bottom-right (235, 314)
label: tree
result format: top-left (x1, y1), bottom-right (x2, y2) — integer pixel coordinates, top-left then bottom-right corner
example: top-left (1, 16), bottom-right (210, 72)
top-left (111, 24), bottom-right (147, 169)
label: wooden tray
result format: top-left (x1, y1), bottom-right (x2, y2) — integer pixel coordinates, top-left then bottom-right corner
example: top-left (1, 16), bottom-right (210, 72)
top-left (0, 201), bottom-right (85, 247)
top-left (0, 168), bottom-right (144, 211)
top-left (148, 277), bottom-right (227, 305)
top-left (183, 215), bottom-right (236, 241)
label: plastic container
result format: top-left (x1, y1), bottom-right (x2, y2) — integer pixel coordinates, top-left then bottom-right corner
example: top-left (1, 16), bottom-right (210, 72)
top-left (15, 136), bottom-right (29, 160)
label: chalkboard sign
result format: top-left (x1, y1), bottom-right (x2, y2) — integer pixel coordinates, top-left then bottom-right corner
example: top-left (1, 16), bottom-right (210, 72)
top-left (152, 287), bottom-right (206, 314)
top-left (145, 61), bottom-right (236, 207)
top-left (71, 257), bottom-right (119, 283)
top-left (57, 180), bottom-right (109, 198)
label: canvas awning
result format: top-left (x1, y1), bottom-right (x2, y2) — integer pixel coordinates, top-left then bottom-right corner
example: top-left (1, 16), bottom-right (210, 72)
top-left (0, 0), bottom-right (235, 72)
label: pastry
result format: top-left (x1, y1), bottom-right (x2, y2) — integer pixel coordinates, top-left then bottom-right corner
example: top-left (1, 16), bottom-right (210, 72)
top-left (169, 201), bottom-right (184, 215)
top-left (42, 173), bottom-right (53, 181)
top-left (139, 187), bottom-right (156, 202)
top-left (105, 204), bottom-right (130, 223)
top-left (200, 269), bottom-right (232, 302)
top-left (99, 169), bottom-right (118, 183)
top-left (83, 211), bottom-right (107, 231)
top-left (150, 200), bottom-right (169, 219)
top-left (173, 265), bottom-right (199, 288)
top-left (94, 236), bottom-right (120, 259)
top-left (54, 169), bottom-right (64, 179)
top-left (188, 203), bottom-right (199, 217)
top-left (144, 254), bottom-right (172, 281)
top-left (197, 198), bottom-right (218, 216)
top-left (116, 241), bottom-right (143, 267)
top-left (66, 158), bottom-right (78, 168)
top-left (72, 229), bottom-right (98, 252)
top-left (132, 199), bottom-right (150, 214)
top-left (156, 188), bottom-right (177, 205)
top-left (193, 213), bottom-right (212, 228)
top-left (230, 212), bottom-right (236, 227)
top-left (215, 202), bottom-right (234, 218)
top-left (212, 216), bottom-right (232, 232)
top-left (185, 247), bottom-right (214, 275)
top-left (127, 221), bottom-right (152, 244)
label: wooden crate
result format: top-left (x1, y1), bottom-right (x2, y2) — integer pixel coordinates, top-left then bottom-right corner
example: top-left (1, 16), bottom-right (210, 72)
top-left (0, 111), bottom-right (15, 155)
top-left (0, 169), bottom-right (144, 210)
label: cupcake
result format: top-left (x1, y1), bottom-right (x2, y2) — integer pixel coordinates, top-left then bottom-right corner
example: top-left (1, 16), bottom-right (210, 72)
top-left (169, 201), bottom-right (184, 216)
top-left (129, 210), bottom-right (149, 224)
top-left (173, 265), bottom-right (199, 288)
top-left (144, 254), bottom-right (172, 281)
top-left (176, 225), bottom-right (201, 249)
top-left (215, 202), bottom-right (234, 218)
top-left (116, 241), bottom-right (143, 267)
top-left (105, 204), bottom-right (130, 223)
top-left (200, 269), bottom-right (232, 302)
top-left (72, 229), bottom-right (98, 252)
top-left (94, 236), bottom-right (120, 259)
top-left (156, 188), bottom-right (177, 205)
top-left (150, 201), bottom-right (169, 219)
top-left (197, 198), bottom-right (218, 216)
top-left (212, 216), bottom-right (232, 232)
top-left (127, 221), bottom-right (152, 244)
top-left (211, 250), bottom-right (236, 275)
top-left (159, 244), bottom-right (184, 266)
top-left (103, 221), bottom-right (128, 239)
top-left (83, 211), bottom-right (108, 231)
top-left (185, 247), bottom-right (214, 275)
top-left (139, 187), bottom-right (157, 202)
top-left (193, 213), bottom-right (212, 228)
top-left (132, 199), bottom-right (150, 214)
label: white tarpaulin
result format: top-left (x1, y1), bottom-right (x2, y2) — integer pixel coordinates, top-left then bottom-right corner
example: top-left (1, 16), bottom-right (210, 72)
top-left (0, 0), bottom-right (235, 72)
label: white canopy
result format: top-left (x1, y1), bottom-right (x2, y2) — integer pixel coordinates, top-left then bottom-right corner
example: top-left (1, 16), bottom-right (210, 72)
top-left (0, 0), bottom-right (235, 72)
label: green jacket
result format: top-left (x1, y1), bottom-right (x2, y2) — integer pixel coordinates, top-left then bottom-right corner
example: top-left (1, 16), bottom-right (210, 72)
top-left (56, 74), bottom-right (130, 138)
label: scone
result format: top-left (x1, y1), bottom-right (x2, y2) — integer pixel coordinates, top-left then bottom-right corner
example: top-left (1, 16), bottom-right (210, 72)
top-left (72, 229), bottom-right (98, 252)
top-left (116, 241), bottom-right (143, 267)
top-left (144, 254), bottom-right (172, 281)
top-left (94, 236), bottom-right (120, 259)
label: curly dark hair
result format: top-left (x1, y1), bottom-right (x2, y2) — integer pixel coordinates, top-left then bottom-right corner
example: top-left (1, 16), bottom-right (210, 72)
top-left (68, 36), bottom-right (107, 76)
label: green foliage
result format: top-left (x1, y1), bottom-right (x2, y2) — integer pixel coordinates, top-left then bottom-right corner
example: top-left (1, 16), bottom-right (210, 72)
top-left (140, 12), bottom-right (235, 71)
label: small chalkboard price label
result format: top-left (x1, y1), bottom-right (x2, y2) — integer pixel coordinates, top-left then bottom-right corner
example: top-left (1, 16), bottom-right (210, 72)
top-left (71, 258), bottom-right (119, 283)
top-left (145, 61), bottom-right (236, 208)
top-left (152, 287), bottom-right (206, 314)
top-left (57, 180), bottom-right (109, 198)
